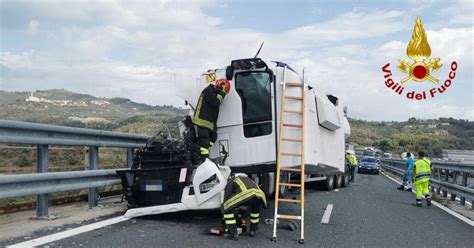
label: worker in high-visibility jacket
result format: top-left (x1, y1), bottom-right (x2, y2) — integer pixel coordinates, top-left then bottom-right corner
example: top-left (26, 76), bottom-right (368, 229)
top-left (412, 151), bottom-right (432, 207)
top-left (221, 174), bottom-right (267, 241)
top-left (346, 152), bottom-right (358, 182)
top-left (192, 79), bottom-right (229, 162)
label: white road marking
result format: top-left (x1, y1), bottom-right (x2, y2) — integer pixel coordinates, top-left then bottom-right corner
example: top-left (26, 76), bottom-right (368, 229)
top-left (7, 216), bottom-right (130, 248)
top-left (321, 204), bottom-right (333, 224)
top-left (382, 172), bottom-right (474, 227)
top-left (335, 189), bottom-right (339, 192)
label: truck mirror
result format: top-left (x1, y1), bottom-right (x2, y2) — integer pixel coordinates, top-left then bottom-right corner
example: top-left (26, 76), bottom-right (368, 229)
top-left (226, 66), bottom-right (233, 80)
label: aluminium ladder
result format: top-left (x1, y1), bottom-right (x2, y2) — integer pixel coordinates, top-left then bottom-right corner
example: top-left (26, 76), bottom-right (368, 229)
top-left (271, 66), bottom-right (306, 244)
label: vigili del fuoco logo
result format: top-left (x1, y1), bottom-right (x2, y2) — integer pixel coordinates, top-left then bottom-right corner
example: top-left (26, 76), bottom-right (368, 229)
top-left (382, 17), bottom-right (458, 100)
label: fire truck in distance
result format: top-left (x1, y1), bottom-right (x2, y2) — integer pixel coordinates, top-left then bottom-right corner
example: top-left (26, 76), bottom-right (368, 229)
top-left (117, 58), bottom-right (351, 218)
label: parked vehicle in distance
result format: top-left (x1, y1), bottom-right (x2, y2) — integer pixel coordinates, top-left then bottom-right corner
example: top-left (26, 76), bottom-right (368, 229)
top-left (382, 152), bottom-right (392, 159)
top-left (358, 156), bottom-right (380, 174)
top-left (363, 148), bottom-right (375, 157)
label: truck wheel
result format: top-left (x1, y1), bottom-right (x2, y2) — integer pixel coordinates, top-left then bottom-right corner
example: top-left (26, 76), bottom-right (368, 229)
top-left (342, 168), bottom-right (350, 187)
top-left (279, 173), bottom-right (290, 198)
top-left (260, 173), bottom-right (274, 198)
top-left (325, 175), bottom-right (334, 191)
top-left (334, 174), bottom-right (342, 189)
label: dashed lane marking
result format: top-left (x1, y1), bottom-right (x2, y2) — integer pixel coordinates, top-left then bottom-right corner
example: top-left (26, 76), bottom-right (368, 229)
top-left (321, 204), bottom-right (333, 224)
top-left (382, 172), bottom-right (473, 227)
top-left (335, 189), bottom-right (339, 192)
top-left (7, 216), bottom-right (130, 248)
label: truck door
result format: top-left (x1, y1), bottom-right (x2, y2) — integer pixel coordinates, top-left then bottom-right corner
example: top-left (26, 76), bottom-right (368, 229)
top-left (234, 71), bottom-right (273, 138)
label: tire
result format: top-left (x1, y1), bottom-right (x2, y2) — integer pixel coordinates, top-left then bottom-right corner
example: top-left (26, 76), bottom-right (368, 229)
top-left (279, 173), bottom-right (290, 198)
top-left (358, 169), bottom-right (361, 173)
top-left (260, 173), bottom-right (274, 198)
top-left (342, 168), bottom-right (350, 187)
top-left (334, 174), bottom-right (342, 189)
top-left (325, 175), bottom-right (334, 191)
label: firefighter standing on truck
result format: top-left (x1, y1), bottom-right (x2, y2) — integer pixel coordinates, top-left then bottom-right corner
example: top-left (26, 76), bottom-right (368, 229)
top-left (412, 151), bottom-right (432, 207)
top-left (346, 151), bottom-right (358, 182)
top-left (192, 78), bottom-right (229, 162)
top-left (221, 174), bottom-right (267, 241)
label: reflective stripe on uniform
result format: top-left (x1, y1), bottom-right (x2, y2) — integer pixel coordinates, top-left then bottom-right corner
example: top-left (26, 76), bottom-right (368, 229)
top-left (225, 219), bottom-right (236, 225)
top-left (224, 213), bottom-right (234, 219)
top-left (217, 94), bottom-right (223, 102)
top-left (192, 94), bottom-right (215, 130)
top-left (250, 218), bottom-right (259, 224)
top-left (192, 117), bottom-right (214, 130)
top-left (223, 188), bottom-right (266, 212)
top-left (234, 177), bottom-right (248, 192)
top-left (415, 172), bottom-right (430, 180)
top-left (200, 147), bottom-right (209, 155)
top-left (250, 213), bottom-right (259, 218)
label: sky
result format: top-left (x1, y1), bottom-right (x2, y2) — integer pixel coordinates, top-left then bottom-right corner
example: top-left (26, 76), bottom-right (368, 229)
top-left (0, 0), bottom-right (473, 121)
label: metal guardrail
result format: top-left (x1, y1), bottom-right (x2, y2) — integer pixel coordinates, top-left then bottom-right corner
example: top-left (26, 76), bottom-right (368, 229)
top-left (0, 120), bottom-right (151, 217)
top-left (0, 169), bottom-right (121, 199)
top-left (380, 159), bottom-right (473, 209)
top-left (0, 120), bottom-right (149, 147)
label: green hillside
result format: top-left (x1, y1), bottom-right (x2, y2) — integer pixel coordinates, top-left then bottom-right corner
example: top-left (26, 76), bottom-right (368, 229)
top-left (1, 89), bottom-right (472, 158)
top-left (0, 89), bottom-right (187, 136)
top-left (348, 117), bottom-right (473, 157)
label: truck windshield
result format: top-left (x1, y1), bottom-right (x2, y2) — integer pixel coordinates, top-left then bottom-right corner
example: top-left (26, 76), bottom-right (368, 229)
top-left (235, 71), bottom-right (272, 138)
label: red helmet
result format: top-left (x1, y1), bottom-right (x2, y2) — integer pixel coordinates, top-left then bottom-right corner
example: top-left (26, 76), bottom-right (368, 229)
top-left (215, 78), bottom-right (231, 95)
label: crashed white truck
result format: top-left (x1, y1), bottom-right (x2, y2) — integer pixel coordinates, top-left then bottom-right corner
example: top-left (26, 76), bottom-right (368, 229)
top-left (117, 58), bottom-right (351, 218)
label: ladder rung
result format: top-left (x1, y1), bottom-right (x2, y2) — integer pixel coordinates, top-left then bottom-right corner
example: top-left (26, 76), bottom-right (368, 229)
top-left (285, 96), bottom-right (303, 100)
top-left (279, 198), bottom-right (301, 203)
top-left (281, 152), bottom-right (302, 157)
top-left (277, 214), bottom-right (302, 220)
top-left (282, 137), bottom-right (302, 142)
top-left (284, 109), bottom-right (302, 114)
top-left (283, 123), bottom-right (302, 128)
top-left (280, 167), bottom-right (302, 172)
top-left (286, 82), bottom-right (304, 87)
top-left (280, 183), bottom-right (301, 188)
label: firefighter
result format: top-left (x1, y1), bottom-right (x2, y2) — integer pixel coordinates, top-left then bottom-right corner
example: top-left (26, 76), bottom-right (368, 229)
top-left (412, 151), bottom-right (432, 207)
top-left (346, 151), bottom-right (358, 182)
top-left (192, 79), bottom-right (229, 162)
top-left (221, 174), bottom-right (267, 241)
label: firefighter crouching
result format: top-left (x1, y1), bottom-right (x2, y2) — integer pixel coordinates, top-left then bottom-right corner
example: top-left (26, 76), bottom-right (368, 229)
top-left (221, 174), bottom-right (267, 241)
top-left (412, 151), bottom-right (432, 207)
top-left (192, 79), bottom-right (230, 162)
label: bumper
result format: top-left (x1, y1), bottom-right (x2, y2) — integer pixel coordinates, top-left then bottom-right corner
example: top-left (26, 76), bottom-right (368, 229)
top-left (358, 167), bottom-right (379, 174)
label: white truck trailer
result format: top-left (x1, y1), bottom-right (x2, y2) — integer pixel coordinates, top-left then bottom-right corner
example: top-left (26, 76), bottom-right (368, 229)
top-left (118, 58), bottom-right (351, 218)
top-left (178, 58), bottom-right (351, 194)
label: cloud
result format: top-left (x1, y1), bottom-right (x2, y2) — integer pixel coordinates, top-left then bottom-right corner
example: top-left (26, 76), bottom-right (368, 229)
top-left (0, 1), bottom-right (472, 121)
top-left (27, 19), bottom-right (40, 34)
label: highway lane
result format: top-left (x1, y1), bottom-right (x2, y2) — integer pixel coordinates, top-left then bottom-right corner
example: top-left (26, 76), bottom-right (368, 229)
top-left (13, 173), bottom-right (474, 247)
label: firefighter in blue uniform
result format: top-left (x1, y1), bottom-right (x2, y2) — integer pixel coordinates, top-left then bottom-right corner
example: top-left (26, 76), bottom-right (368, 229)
top-left (192, 79), bottom-right (229, 162)
top-left (222, 174), bottom-right (267, 241)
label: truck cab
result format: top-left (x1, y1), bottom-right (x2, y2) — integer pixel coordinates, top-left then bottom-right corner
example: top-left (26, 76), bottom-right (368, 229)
top-left (177, 58), bottom-right (351, 191)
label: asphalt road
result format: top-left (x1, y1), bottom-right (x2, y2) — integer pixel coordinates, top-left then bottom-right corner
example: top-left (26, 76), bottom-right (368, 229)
top-left (15, 173), bottom-right (474, 247)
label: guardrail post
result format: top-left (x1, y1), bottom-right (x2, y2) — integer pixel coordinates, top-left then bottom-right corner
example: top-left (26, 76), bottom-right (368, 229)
top-left (435, 168), bottom-right (441, 194)
top-left (88, 146), bottom-right (99, 208)
top-left (442, 169), bottom-right (449, 197)
top-left (36, 144), bottom-right (49, 218)
top-left (460, 172), bottom-right (468, 206)
top-left (450, 171), bottom-right (458, 201)
top-left (127, 148), bottom-right (134, 168)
